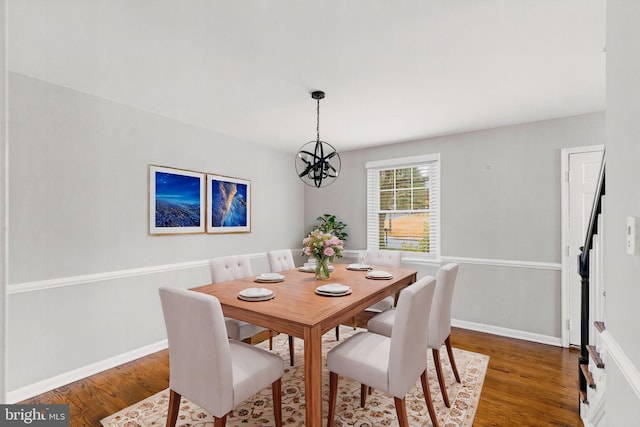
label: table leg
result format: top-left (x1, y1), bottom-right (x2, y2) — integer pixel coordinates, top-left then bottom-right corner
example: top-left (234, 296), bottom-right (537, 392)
top-left (304, 325), bottom-right (323, 427)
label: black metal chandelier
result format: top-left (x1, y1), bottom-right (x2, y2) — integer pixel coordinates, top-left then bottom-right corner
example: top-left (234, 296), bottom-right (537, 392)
top-left (295, 90), bottom-right (341, 188)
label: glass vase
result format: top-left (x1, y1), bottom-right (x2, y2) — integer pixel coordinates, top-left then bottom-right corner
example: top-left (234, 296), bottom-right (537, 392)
top-left (315, 257), bottom-right (331, 280)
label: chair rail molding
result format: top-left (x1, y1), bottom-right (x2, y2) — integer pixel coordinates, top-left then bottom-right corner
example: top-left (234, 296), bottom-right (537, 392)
top-left (7, 252), bottom-right (268, 295)
top-left (440, 256), bottom-right (561, 271)
top-left (343, 250), bottom-right (561, 271)
top-left (7, 260), bottom-right (210, 294)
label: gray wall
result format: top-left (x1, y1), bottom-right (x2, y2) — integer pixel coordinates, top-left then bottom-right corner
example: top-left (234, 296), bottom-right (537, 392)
top-left (605, 0), bottom-right (640, 423)
top-left (10, 73), bottom-right (305, 283)
top-left (305, 112), bottom-right (605, 340)
top-left (7, 73), bottom-right (304, 393)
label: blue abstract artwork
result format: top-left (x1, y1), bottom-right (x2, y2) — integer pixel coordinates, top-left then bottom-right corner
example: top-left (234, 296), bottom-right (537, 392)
top-left (155, 172), bottom-right (202, 227)
top-left (207, 174), bottom-right (251, 233)
top-left (210, 180), bottom-right (247, 227)
top-left (150, 166), bottom-right (205, 234)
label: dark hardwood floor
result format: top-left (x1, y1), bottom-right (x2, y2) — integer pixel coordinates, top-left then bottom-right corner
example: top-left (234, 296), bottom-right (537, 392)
top-left (19, 328), bottom-right (582, 427)
top-left (450, 328), bottom-right (582, 427)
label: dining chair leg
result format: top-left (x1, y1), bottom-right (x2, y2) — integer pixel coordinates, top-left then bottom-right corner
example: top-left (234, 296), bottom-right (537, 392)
top-left (420, 370), bottom-right (439, 427)
top-left (272, 378), bottom-right (282, 427)
top-left (432, 348), bottom-right (450, 407)
top-left (166, 389), bottom-right (181, 427)
top-left (288, 335), bottom-right (295, 366)
top-left (213, 415), bottom-right (227, 427)
top-left (393, 396), bottom-right (409, 427)
top-left (328, 372), bottom-right (339, 427)
top-left (360, 383), bottom-right (368, 408)
top-left (445, 335), bottom-right (461, 383)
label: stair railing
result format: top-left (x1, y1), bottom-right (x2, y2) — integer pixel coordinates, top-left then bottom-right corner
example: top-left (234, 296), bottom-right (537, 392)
top-left (577, 154), bottom-right (606, 403)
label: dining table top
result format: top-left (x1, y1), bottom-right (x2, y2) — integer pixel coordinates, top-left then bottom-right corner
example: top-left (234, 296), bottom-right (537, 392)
top-left (190, 263), bottom-right (417, 338)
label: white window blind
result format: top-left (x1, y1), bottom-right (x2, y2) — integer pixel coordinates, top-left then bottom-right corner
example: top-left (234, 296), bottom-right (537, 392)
top-left (366, 154), bottom-right (440, 260)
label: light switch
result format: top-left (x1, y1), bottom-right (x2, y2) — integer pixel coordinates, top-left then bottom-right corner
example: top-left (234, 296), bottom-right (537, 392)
top-left (627, 217), bottom-right (639, 255)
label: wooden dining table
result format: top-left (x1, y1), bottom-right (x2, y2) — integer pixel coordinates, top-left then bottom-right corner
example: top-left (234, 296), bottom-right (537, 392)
top-left (190, 263), bottom-right (417, 427)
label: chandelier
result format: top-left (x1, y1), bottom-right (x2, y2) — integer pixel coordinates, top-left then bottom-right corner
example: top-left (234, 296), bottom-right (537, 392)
top-left (295, 91), bottom-right (341, 188)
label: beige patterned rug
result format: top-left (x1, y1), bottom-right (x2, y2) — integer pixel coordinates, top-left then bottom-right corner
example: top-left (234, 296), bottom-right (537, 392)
top-left (101, 326), bottom-right (488, 427)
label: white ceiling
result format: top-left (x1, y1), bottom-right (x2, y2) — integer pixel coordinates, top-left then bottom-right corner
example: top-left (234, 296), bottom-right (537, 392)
top-left (8, 0), bottom-right (606, 153)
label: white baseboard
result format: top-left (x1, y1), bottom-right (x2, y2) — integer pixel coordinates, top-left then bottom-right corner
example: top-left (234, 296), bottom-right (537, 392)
top-left (6, 340), bottom-right (168, 403)
top-left (452, 318), bottom-right (563, 347)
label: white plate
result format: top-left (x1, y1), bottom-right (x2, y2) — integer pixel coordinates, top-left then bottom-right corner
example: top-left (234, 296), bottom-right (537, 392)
top-left (238, 293), bottom-right (275, 302)
top-left (255, 273), bottom-right (284, 282)
top-left (257, 273), bottom-right (284, 280)
top-left (315, 288), bottom-right (352, 297)
top-left (366, 270), bottom-right (393, 279)
top-left (316, 283), bottom-right (351, 294)
top-left (238, 287), bottom-right (274, 298)
top-left (347, 263), bottom-right (371, 271)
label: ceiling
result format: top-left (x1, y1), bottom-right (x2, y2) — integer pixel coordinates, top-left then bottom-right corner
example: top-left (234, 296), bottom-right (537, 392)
top-left (8, 0), bottom-right (606, 153)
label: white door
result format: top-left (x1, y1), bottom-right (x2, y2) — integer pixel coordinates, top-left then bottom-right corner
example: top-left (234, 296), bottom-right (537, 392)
top-left (567, 149), bottom-right (604, 346)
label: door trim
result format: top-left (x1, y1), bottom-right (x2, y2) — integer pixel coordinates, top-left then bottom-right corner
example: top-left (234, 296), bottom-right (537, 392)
top-left (560, 144), bottom-right (604, 348)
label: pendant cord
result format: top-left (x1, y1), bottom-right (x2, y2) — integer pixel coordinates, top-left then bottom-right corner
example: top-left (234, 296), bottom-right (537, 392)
top-left (316, 98), bottom-right (320, 143)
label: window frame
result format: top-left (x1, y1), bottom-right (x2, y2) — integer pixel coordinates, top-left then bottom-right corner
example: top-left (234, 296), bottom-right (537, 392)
top-left (366, 153), bottom-right (441, 261)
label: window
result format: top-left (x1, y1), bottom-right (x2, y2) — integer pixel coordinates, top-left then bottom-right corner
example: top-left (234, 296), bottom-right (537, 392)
top-left (366, 154), bottom-right (440, 260)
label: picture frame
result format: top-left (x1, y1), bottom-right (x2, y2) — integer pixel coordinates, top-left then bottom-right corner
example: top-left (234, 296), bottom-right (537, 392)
top-left (149, 165), bottom-right (205, 234)
top-left (207, 173), bottom-right (251, 234)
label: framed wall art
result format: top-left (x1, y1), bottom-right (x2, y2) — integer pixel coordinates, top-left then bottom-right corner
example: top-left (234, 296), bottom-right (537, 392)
top-left (149, 165), bottom-right (205, 234)
top-left (207, 174), bottom-right (251, 233)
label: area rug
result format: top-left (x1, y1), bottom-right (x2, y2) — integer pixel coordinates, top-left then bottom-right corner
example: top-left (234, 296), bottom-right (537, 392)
top-left (101, 326), bottom-right (488, 427)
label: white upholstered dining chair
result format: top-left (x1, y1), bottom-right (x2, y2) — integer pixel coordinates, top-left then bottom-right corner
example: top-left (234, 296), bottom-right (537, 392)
top-left (267, 249), bottom-right (296, 272)
top-left (267, 249), bottom-right (297, 366)
top-left (363, 250), bottom-right (402, 312)
top-left (364, 249), bottom-right (403, 269)
top-left (336, 250), bottom-right (402, 341)
top-left (367, 263), bottom-right (461, 407)
top-left (159, 287), bottom-right (284, 427)
top-left (209, 255), bottom-right (269, 343)
top-left (326, 275), bottom-right (439, 427)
